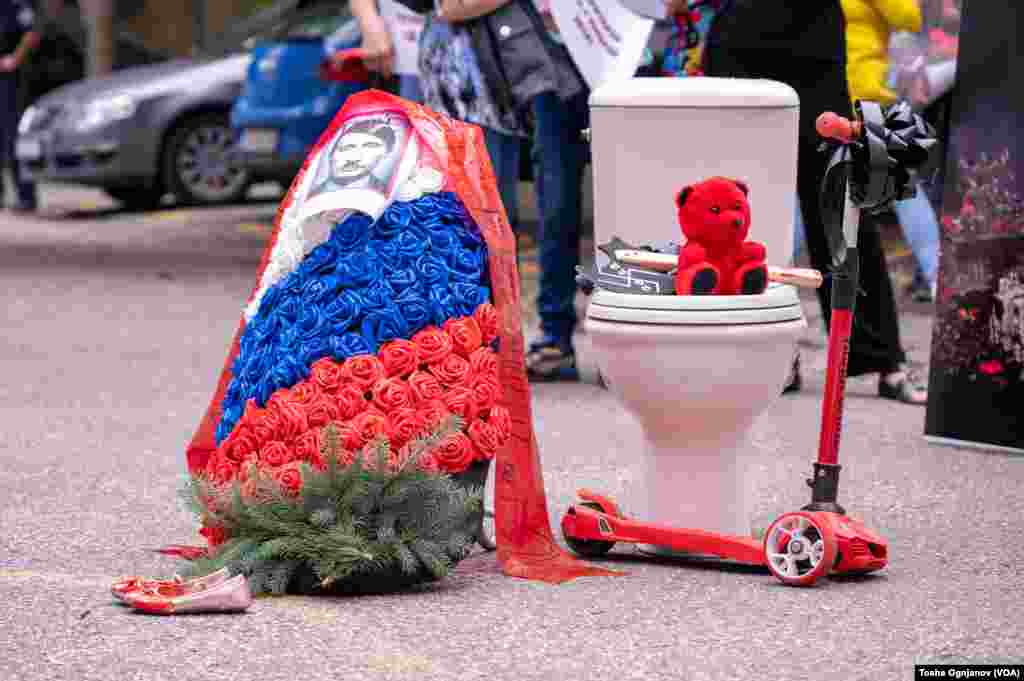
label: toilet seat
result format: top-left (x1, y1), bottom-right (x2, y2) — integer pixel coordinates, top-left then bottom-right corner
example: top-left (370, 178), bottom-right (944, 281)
top-left (587, 283), bottom-right (803, 325)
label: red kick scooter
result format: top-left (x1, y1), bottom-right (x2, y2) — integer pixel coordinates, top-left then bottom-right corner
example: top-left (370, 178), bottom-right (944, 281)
top-left (561, 100), bottom-right (938, 586)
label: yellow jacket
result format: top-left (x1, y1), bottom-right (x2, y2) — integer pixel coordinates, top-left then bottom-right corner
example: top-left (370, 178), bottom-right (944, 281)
top-left (842, 0), bottom-right (922, 105)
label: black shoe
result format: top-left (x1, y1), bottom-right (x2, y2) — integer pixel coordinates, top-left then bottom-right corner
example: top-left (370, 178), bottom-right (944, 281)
top-left (878, 364), bottom-right (927, 405)
top-left (910, 282), bottom-right (935, 303)
top-left (783, 353), bottom-right (802, 394)
top-left (525, 341), bottom-right (577, 382)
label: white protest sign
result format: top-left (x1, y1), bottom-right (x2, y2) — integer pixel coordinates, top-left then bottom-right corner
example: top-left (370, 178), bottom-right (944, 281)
top-left (618, 0), bottom-right (668, 20)
top-left (549, 0), bottom-right (656, 89)
top-left (379, 0), bottom-right (426, 76)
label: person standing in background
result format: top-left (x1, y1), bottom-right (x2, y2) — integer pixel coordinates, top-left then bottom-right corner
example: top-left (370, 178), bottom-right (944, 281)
top-left (415, 0), bottom-right (525, 241)
top-left (522, 0), bottom-right (591, 382)
top-left (415, 0), bottom-right (591, 382)
top-left (686, 0), bottom-right (928, 404)
top-left (350, 0), bottom-right (424, 102)
top-left (792, 0), bottom-right (941, 303)
top-left (844, 0), bottom-right (941, 304)
top-left (0, 0), bottom-right (38, 213)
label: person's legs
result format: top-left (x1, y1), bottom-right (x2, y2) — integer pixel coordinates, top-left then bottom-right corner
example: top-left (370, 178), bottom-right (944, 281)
top-left (6, 77), bottom-right (34, 210)
top-left (792, 85), bottom-right (922, 399)
top-left (893, 185), bottom-right (941, 289)
top-left (482, 127), bottom-right (521, 232)
top-left (793, 200), bottom-right (805, 260)
top-left (789, 71), bottom-right (908, 379)
top-left (0, 75), bottom-right (15, 209)
top-left (528, 88), bottom-right (589, 376)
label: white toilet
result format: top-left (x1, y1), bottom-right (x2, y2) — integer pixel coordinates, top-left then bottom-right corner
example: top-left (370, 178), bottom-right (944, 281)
top-left (586, 78), bottom-right (806, 544)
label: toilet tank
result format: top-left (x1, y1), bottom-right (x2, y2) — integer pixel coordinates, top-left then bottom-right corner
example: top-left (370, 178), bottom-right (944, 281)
top-left (589, 78), bottom-right (800, 269)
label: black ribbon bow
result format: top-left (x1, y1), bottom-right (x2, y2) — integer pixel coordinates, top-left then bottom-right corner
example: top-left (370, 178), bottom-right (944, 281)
top-left (819, 100), bottom-right (940, 267)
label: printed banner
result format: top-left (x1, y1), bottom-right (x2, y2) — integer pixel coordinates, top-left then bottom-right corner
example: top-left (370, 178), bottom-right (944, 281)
top-left (379, 0), bottom-right (426, 76)
top-left (549, 0), bottom-right (655, 88)
top-left (924, 1), bottom-right (1024, 453)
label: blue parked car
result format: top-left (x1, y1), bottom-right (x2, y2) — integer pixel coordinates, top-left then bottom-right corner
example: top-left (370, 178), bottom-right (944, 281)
top-left (231, 2), bottom-right (368, 186)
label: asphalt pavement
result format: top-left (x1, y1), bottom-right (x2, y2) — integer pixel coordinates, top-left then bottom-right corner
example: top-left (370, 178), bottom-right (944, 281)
top-left (1, 184), bottom-right (1021, 681)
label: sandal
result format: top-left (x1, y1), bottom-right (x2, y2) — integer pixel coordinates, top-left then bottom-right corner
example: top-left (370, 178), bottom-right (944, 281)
top-left (878, 365), bottom-right (928, 405)
top-left (526, 341), bottom-right (577, 382)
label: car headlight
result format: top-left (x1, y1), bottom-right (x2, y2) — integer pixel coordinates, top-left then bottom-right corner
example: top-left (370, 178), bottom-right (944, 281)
top-left (75, 95), bottom-right (138, 132)
top-left (18, 105), bottom-right (37, 135)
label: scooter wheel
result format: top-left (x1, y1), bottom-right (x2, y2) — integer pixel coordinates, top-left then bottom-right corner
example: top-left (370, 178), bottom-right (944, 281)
top-left (563, 502), bottom-right (615, 558)
top-left (763, 511), bottom-right (837, 587)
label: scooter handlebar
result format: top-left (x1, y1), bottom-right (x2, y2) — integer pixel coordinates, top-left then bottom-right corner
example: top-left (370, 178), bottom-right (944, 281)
top-left (816, 112), bottom-right (862, 144)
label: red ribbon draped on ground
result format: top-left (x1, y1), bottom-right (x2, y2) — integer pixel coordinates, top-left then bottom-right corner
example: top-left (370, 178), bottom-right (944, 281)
top-left (181, 90), bottom-right (618, 584)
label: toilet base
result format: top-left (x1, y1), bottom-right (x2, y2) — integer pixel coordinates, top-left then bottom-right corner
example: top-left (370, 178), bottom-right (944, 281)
top-left (638, 431), bottom-right (757, 539)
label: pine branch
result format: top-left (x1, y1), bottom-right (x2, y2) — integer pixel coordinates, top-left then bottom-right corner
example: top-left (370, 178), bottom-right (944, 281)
top-left (394, 543), bottom-right (420, 575)
top-left (398, 415), bottom-right (465, 473)
top-left (177, 474), bottom-right (210, 517)
top-left (265, 560), bottom-right (302, 595)
top-left (409, 539), bottom-right (451, 579)
top-left (179, 418), bottom-right (483, 594)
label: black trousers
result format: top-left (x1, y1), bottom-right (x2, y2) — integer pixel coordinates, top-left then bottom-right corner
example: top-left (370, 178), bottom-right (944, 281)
top-left (705, 48), bottom-right (906, 376)
top-left (0, 74), bottom-right (36, 209)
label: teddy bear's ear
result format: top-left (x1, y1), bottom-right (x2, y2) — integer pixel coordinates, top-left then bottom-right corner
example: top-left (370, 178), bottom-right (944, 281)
top-left (676, 186), bottom-right (693, 208)
top-left (731, 179), bottom-right (750, 196)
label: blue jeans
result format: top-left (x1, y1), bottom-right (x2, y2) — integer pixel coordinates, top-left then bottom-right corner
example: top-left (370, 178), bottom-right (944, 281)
top-left (532, 89), bottom-right (590, 349)
top-left (482, 127), bottom-right (521, 231)
top-left (398, 75), bottom-right (423, 103)
top-left (792, 185), bottom-right (941, 288)
top-left (892, 189), bottom-right (940, 287)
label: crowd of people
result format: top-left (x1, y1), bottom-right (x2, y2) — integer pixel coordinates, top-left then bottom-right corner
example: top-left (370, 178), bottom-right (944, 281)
top-left (346, 0), bottom-right (960, 405)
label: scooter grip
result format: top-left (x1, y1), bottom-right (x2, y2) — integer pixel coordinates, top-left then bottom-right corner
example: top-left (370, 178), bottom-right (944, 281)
top-left (816, 112), bottom-right (862, 143)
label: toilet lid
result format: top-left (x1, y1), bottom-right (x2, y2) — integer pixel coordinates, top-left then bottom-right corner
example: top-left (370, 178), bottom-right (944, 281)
top-left (587, 283), bottom-right (804, 325)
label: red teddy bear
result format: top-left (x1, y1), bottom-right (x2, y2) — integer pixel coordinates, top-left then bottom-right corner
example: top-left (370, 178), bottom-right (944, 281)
top-left (674, 177), bottom-right (768, 295)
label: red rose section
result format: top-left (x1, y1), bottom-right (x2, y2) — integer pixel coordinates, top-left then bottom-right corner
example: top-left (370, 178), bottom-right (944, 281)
top-left (205, 304), bottom-right (506, 484)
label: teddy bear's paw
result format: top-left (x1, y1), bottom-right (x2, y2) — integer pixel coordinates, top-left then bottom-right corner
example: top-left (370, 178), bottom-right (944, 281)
top-left (736, 263), bottom-right (768, 295)
top-left (677, 265), bottom-right (720, 295)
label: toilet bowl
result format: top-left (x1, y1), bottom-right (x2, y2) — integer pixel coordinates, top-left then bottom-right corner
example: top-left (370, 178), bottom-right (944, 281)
top-left (587, 286), bottom-right (805, 539)
top-left (585, 78), bottom-right (805, 542)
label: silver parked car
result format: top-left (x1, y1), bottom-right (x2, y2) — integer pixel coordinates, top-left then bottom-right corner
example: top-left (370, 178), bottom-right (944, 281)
top-left (14, 0), bottom-right (316, 210)
top-left (16, 56), bottom-right (252, 209)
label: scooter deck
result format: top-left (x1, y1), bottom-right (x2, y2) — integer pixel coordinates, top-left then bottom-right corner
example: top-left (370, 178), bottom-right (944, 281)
top-left (562, 502), bottom-right (766, 566)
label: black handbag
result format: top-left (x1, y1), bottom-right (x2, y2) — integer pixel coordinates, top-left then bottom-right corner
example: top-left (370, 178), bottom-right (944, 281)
top-left (464, 0), bottom-right (586, 125)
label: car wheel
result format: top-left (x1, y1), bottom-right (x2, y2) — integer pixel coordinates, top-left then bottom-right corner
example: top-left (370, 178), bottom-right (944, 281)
top-left (163, 112), bottom-right (249, 206)
top-left (104, 186), bottom-right (165, 211)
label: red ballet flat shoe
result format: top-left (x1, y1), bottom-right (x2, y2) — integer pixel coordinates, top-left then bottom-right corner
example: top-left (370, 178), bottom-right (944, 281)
top-left (124, 574), bottom-right (253, 615)
top-left (111, 567), bottom-right (231, 603)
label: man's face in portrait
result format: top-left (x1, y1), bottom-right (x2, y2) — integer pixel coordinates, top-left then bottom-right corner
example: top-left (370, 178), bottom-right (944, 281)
top-left (331, 131), bottom-right (388, 182)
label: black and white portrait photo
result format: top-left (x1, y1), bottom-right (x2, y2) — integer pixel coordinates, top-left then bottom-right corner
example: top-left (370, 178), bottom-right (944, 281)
top-left (295, 111), bottom-right (417, 236)
top-left (309, 113), bottom-right (411, 199)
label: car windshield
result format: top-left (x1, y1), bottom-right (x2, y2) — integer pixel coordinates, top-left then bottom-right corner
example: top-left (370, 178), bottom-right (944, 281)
top-left (206, 0), bottom-right (356, 57)
top-left (280, 7), bottom-right (355, 40)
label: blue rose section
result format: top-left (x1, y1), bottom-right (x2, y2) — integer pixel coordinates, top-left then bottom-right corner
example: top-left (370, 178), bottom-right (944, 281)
top-left (216, 192), bottom-right (492, 444)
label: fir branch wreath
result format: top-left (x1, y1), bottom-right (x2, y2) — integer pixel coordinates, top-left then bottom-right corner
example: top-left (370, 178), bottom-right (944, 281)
top-left (180, 416), bottom-right (484, 595)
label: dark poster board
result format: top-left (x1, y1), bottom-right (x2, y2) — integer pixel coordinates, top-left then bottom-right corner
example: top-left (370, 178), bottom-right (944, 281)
top-left (925, 1), bottom-right (1024, 453)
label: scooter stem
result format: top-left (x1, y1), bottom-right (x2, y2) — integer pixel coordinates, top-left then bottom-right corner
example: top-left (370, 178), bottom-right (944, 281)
top-left (805, 166), bottom-right (861, 514)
